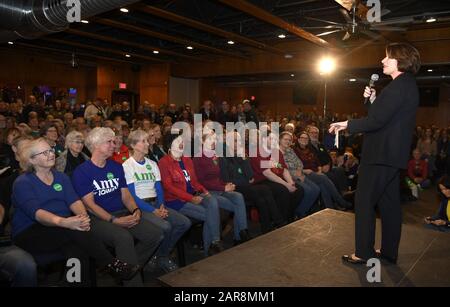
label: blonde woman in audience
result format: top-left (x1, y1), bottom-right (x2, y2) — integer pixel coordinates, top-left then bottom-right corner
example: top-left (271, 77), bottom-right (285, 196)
top-left (12, 138), bottom-right (140, 286)
top-left (55, 131), bottom-right (89, 177)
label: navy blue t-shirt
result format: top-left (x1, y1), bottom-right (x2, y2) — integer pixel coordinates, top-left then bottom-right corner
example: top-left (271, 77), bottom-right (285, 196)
top-left (72, 160), bottom-right (127, 213)
top-left (12, 170), bottom-right (78, 237)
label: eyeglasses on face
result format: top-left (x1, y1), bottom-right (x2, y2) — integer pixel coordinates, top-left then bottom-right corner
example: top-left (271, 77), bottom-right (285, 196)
top-left (31, 148), bottom-right (55, 158)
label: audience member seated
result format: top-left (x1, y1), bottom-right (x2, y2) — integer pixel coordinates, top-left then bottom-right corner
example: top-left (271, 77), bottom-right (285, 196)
top-left (279, 132), bottom-right (320, 219)
top-left (159, 133), bottom-right (225, 256)
top-left (110, 126), bottom-right (129, 164)
top-left (307, 125), bottom-right (349, 194)
top-left (250, 131), bottom-right (303, 223)
top-left (12, 138), bottom-right (141, 286)
top-left (417, 128), bottom-right (437, 179)
top-left (436, 128), bottom-right (450, 177)
top-left (220, 132), bottom-right (284, 233)
top-left (55, 131), bottom-right (89, 177)
top-left (0, 242), bottom-right (37, 287)
top-left (424, 176), bottom-right (450, 232)
top-left (146, 124), bottom-right (166, 163)
top-left (193, 133), bottom-right (250, 244)
top-left (72, 128), bottom-right (163, 286)
top-left (407, 148), bottom-right (431, 190)
top-left (40, 123), bottom-right (64, 156)
top-left (294, 131), bottom-right (352, 210)
top-left (0, 128), bottom-right (21, 172)
top-left (123, 130), bottom-right (191, 272)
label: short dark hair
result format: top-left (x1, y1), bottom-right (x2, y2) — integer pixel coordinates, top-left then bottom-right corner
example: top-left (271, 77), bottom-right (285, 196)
top-left (163, 131), bottom-right (183, 153)
top-left (386, 43), bottom-right (421, 75)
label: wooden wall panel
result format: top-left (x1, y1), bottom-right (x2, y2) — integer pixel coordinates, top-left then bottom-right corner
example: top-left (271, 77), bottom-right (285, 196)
top-left (200, 80), bottom-right (450, 127)
top-left (0, 49), bottom-right (96, 103)
top-left (96, 61), bottom-right (140, 102)
top-left (139, 63), bottom-right (170, 106)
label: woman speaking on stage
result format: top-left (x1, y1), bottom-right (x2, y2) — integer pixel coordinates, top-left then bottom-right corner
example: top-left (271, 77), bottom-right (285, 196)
top-left (329, 43), bottom-right (421, 264)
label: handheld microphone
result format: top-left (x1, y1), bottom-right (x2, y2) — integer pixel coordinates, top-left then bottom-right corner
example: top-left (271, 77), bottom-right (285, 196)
top-left (364, 74), bottom-right (379, 104)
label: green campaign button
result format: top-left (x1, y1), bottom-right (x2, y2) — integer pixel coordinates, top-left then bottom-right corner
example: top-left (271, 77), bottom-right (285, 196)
top-left (146, 164), bottom-right (152, 171)
top-left (53, 183), bottom-right (63, 192)
top-left (107, 172), bottom-right (115, 180)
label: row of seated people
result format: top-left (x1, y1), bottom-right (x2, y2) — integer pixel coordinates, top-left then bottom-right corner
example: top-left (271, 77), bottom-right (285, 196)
top-left (2, 122), bottom-right (449, 286)
top-left (0, 121), bottom-right (356, 286)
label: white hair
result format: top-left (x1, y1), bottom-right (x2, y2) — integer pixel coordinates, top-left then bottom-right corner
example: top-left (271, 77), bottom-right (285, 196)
top-left (85, 127), bottom-right (115, 152)
top-left (65, 131), bottom-right (84, 148)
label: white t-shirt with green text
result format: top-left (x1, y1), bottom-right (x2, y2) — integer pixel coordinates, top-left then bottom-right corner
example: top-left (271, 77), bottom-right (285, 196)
top-left (123, 157), bottom-right (161, 199)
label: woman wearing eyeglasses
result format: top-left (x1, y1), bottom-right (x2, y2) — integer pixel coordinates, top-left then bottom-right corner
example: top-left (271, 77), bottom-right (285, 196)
top-left (11, 138), bottom-right (141, 286)
top-left (55, 131), bottom-right (90, 177)
top-left (40, 123), bottom-right (64, 157)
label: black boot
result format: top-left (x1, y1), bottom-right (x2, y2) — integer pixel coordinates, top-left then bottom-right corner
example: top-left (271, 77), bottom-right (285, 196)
top-left (106, 259), bottom-right (141, 281)
top-left (239, 229), bottom-right (251, 242)
top-left (208, 240), bottom-right (225, 256)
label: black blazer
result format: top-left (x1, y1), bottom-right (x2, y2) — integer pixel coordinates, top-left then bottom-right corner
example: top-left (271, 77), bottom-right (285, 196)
top-left (348, 72), bottom-right (419, 169)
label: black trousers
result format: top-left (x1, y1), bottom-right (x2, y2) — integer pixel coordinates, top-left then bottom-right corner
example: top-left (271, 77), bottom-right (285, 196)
top-left (354, 164), bottom-right (401, 260)
top-left (236, 184), bottom-right (284, 233)
top-left (260, 180), bottom-right (304, 223)
top-left (14, 224), bottom-right (114, 285)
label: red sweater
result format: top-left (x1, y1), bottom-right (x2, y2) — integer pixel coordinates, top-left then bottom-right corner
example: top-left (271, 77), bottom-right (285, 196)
top-left (159, 155), bottom-right (208, 202)
top-left (111, 144), bottom-right (130, 164)
top-left (407, 159), bottom-right (428, 179)
top-left (193, 155), bottom-right (226, 191)
top-left (250, 150), bottom-right (288, 183)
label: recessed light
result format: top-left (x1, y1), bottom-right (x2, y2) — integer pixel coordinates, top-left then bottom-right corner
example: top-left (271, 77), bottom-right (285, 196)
top-left (120, 8), bottom-right (129, 13)
top-left (442, 75), bottom-right (446, 78)
top-left (125, 54), bottom-right (131, 58)
top-left (8, 41), bottom-right (14, 45)
top-left (427, 69), bottom-right (433, 72)
top-left (290, 74), bottom-right (295, 77)
top-left (426, 17), bottom-right (436, 23)
top-left (278, 34), bottom-right (286, 39)
top-left (227, 40), bottom-right (235, 45)
top-left (81, 20), bottom-right (89, 24)
top-left (349, 78), bottom-right (357, 82)
top-left (284, 54), bottom-right (293, 59)
top-left (187, 46), bottom-right (194, 50)
top-left (153, 50), bottom-right (159, 54)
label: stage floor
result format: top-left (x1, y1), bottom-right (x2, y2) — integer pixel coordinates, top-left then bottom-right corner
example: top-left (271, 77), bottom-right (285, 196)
top-left (158, 209), bottom-right (450, 287)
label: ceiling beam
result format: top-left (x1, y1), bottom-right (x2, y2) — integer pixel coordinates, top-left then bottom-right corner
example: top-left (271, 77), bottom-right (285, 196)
top-left (65, 28), bottom-right (208, 62)
top-left (42, 37), bottom-right (166, 62)
top-left (95, 18), bottom-right (248, 59)
top-left (13, 42), bottom-right (136, 64)
top-left (218, 0), bottom-right (335, 49)
top-left (136, 4), bottom-right (285, 54)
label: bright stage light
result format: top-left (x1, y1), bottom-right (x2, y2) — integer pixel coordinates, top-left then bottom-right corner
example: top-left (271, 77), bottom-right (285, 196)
top-left (318, 57), bottom-right (336, 75)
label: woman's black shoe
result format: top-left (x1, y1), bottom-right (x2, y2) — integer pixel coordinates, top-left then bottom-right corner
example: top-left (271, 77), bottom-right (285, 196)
top-left (342, 254), bottom-right (367, 264)
top-left (239, 229), bottom-right (251, 242)
top-left (375, 251), bottom-right (397, 264)
top-left (106, 259), bottom-right (141, 281)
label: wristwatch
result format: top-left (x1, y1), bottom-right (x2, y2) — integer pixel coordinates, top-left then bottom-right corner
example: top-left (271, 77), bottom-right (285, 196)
top-left (109, 215), bottom-right (117, 223)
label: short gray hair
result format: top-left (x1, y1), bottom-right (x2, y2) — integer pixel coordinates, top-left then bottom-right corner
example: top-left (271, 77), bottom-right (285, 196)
top-left (65, 131), bottom-right (84, 148)
top-left (85, 127), bottom-right (115, 152)
top-left (127, 129), bottom-right (148, 148)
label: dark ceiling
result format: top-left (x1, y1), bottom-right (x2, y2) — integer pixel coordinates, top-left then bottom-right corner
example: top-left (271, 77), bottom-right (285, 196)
top-left (4, 0), bottom-right (450, 82)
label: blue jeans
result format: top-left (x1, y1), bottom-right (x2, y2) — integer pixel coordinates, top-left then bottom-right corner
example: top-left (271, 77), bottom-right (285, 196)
top-left (210, 191), bottom-right (248, 240)
top-left (179, 194), bottom-right (221, 255)
top-left (142, 205), bottom-right (191, 257)
top-left (295, 177), bottom-right (320, 218)
top-left (0, 245), bottom-right (37, 287)
top-left (307, 172), bottom-right (348, 208)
